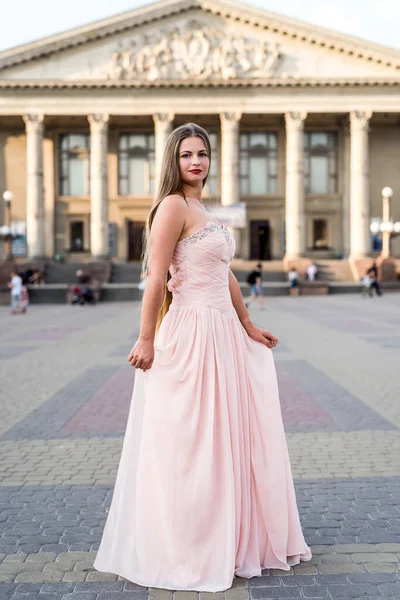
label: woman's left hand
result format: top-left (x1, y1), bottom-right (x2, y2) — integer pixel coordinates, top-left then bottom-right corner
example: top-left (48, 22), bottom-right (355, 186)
top-left (246, 323), bottom-right (278, 349)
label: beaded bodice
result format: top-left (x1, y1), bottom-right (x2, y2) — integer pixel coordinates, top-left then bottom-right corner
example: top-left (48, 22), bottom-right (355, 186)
top-left (167, 221), bottom-right (236, 314)
top-left (181, 221), bottom-right (233, 247)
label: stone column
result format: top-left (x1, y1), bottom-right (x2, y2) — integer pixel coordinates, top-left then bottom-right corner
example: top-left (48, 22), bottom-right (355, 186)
top-left (88, 114), bottom-right (109, 260)
top-left (23, 114), bottom-right (45, 260)
top-left (153, 113), bottom-right (174, 195)
top-left (349, 111), bottom-right (372, 258)
top-left (284, 111), bottom-right (307, 260)
top-left (220, 112), bottom-right (241, 206)
top-left (43, 133), bottom-right (55, 259)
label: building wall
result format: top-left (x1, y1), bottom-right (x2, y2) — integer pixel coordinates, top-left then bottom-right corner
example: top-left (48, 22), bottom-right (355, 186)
top-left (370, 123), bottom-right (400, 255)
top-left (2, 118), bottom-right (399, 260)
top-left (2, 131), bottom-right (26, 223)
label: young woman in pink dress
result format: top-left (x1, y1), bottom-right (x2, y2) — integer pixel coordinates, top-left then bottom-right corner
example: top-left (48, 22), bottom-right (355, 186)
top-left (94, 123), bottom-right (311, 592)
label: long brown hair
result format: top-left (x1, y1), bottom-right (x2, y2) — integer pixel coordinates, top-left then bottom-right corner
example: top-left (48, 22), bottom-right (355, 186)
top-left (142, 123), bottom-right (212, 332)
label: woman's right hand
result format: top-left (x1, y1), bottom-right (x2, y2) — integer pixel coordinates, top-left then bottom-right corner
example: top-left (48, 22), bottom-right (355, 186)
top-left (127, 338), bottom-right (155, 372)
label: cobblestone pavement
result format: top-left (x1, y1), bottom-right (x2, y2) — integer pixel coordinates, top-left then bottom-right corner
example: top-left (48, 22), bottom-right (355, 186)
top-left (0, 296), bottom-right (399, 600)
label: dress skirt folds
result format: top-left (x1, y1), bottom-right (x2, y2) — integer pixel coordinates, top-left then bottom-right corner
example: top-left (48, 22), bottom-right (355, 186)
top-left (94, 221), bottom-right (311, 591)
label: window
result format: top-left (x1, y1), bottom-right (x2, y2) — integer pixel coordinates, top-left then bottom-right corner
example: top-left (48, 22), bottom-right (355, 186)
top-left (304, 132), bottom-right (338, 195)
top-left (240, 132), bottom-right (277, 195)
top-left (204, 132), bottom-right (219, 195)
top-left (70, 221), bottom-right (84, 252)
top-left (312, 218), bottom-right (329, 249)
top-left (119, 134), bottom-right (155, 195)
top-left (60, 134), bottom-right (90, 196)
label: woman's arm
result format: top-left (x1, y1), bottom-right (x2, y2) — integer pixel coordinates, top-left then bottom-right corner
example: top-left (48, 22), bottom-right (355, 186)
top-left (228, 269), bottom-right (252, 332)
top-left (228, 269), bottom-right (278, 349)
top-left (128, 195), bottom-right (186, 371)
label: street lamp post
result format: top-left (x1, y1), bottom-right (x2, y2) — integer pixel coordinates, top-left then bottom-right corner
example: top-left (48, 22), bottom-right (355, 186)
top-left (1, 190), bottom-right (14, 260)
top-left (381, 186), bottom-right (393, 259)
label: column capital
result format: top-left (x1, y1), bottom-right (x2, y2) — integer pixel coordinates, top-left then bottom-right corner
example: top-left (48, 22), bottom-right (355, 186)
top-left (350, 110), bottom-right (373, 132)
top-left (153, 113), bottom-right (174, 128)
top-left (88, 114), bottom-right (109, 131)
top-left (23, 113), bottom-right (44, 133)
top-left (220, 112), bottom-right (242, 129)
top-left (285, 112), bottom-right (307, 131)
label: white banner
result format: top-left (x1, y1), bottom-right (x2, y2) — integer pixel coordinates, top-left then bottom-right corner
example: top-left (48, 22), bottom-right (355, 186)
top-left (206, 203), bottom-right (247, 228)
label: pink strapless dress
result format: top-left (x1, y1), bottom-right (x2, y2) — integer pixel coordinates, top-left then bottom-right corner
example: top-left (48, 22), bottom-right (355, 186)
top-left (94, 221), bottom-right (311, 591)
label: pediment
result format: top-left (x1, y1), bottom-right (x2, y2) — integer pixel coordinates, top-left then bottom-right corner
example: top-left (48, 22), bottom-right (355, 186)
top-left (0, 0), bottom-right (399, 86)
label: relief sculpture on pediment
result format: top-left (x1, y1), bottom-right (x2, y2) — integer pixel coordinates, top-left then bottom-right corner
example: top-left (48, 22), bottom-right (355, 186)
top-left (106, 21), bottom-right (282, 81)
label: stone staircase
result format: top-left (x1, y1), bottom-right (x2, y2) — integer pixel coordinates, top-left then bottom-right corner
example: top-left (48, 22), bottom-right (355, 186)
top-left (44, 263), bottom-right (83, 284)
top-left (232, 260), bottom-right (287, 283)
top-left (110, 263), bottom-right (142, 283)
top-left (314, 260), bottom-right (355, 282)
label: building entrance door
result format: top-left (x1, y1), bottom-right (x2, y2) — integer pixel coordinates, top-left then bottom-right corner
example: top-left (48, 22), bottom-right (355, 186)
top-left (250, 220), bottom-right (271, 260)
top-left (127, 220), bottom-right (145, 261)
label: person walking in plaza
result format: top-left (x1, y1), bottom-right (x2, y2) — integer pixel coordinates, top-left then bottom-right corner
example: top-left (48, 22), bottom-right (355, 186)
top-left (288, 266), bottom-right (300, 296)
top-left (245, 262), bottom-right (264, 309)
top-left (7, 270), bottom-right (23, 315)
top-left (94, 123), bottom-right (311, 592)
top-left (306, 262), bottom-right (318, 281)
top-left (366, 261), bottom-right (382, 296)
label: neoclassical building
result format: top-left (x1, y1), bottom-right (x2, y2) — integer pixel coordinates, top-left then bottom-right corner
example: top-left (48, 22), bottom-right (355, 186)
top-left (0, 0), bottom-right (399, 262)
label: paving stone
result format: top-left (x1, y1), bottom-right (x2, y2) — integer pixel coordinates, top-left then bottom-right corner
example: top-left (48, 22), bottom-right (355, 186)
top-left (0, 583), bottom-right (17, 597)
top-left (97, 594), bottom-right (147, 600)
top-left (250, 586), bottom-right (301, 598)
top-left (61, 594), bottom-right (97, 600)
top-left (301, 586), bottom-right (329, 598)
top-left (148, 590), bottom-right (173, 600)
top-left (62, 572), bottom-right (86, 583)
top-left (224, 587), bottom-right (249, 600)
top-left (377, 544), bottom-right (400, 552)
top-left (348, 572), bottom-right (399, 583)
top-left (379, 583), bottom-right (400, 595)
top-left (174, 593), bottom-right (199, 600)
top-left (26, 552), bottom-right (57, 562)
top-left (351, 552), bottom-right (398, 563)
top-left (2, 555), bottom-right (26, 563)
top-left (365, 562), bottom-right (399, 573)
top-left (318, 564), bottom-right (366, 575)
top-left (293, 564), bottom-right (318, 575)
top-left (11, 595), bottom-right (61, 600)
top-left (320, 554), bottom-right (352, 564)
top-left (310, 546), bottom-right (332, 555)
top-left (249, 576), bottom-right (281, 587)
top-left (15, 571), bottom-right (64, 583)
top-left (41, 581), bottom-right (75, 593)
top-left (327, 583), bottom-right (382, 597)
top-left (84, 571), bottom-right (118, 581)
top-left (331, 544), bottom-right (376, 553)
top-left (14, 582), bottom-right (42, 593)
top-left (123, 581), bottom-right (147, 590)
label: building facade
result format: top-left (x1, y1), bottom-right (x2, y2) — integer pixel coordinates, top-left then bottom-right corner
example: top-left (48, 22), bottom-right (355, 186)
top-left (0, 0), bottom-right (400, 262)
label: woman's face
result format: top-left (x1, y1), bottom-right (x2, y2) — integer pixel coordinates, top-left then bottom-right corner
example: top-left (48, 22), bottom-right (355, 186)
top-left (178, 136), bottom-right (210, 187)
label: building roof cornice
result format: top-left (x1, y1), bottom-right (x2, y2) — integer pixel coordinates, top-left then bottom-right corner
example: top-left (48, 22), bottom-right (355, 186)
top-left (0, 0), bottom-right (399, 72)
top-left (0, 77), bottom-right (398, 90)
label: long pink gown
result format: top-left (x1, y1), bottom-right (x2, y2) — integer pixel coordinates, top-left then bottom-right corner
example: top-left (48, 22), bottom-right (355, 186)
top-left (94, 221), bottom-right (312, 592)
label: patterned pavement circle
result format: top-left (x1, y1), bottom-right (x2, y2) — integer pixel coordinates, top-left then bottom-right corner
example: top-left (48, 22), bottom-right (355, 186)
top-left (0, 296), bottom-right (400, 599)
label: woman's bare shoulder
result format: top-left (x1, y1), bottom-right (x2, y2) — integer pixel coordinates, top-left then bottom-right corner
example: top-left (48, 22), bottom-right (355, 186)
top-left (155, 194), bottom-right (188, 221)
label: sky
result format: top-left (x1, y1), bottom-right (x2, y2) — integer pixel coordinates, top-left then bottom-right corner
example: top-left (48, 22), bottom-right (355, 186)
top-left (0, 0), bottom-right (399, 52)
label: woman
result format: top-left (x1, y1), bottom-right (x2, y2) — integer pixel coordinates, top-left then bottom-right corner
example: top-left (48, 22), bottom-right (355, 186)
top-left (94, 123), bottom-right (311, 592)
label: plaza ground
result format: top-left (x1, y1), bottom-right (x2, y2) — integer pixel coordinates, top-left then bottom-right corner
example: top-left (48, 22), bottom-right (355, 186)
top-left (0, 296), bottom-right (400, 600)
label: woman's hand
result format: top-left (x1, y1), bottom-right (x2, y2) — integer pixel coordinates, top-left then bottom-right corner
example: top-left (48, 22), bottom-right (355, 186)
top-left (245, 323), bottom-right (278, 349)
top-left (127, 338), bottom-right (155, 372)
